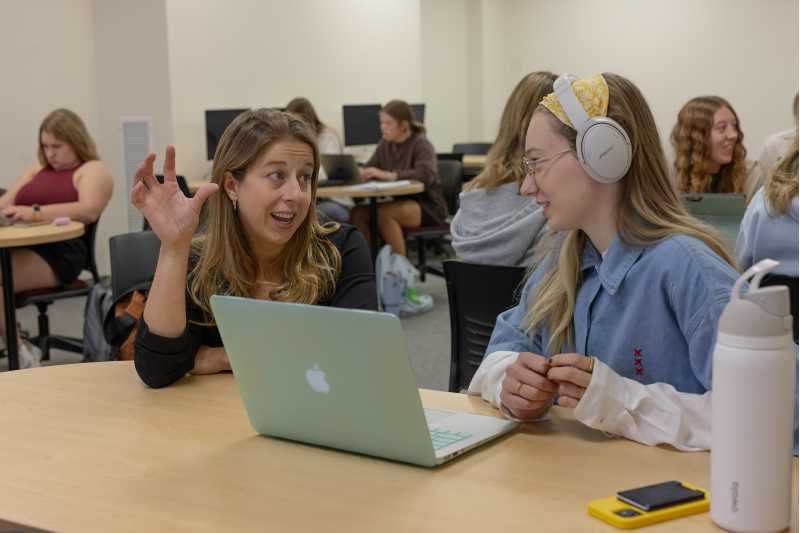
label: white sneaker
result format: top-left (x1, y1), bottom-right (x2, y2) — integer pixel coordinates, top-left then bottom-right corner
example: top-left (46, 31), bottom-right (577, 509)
top-left (399, 287), bottom-right (434, 317)
top-left (18, 340), bottom-right (41, 369)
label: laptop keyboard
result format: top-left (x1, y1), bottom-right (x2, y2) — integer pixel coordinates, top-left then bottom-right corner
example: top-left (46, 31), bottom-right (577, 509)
top-left (429, 428), bottom-right (473, 450)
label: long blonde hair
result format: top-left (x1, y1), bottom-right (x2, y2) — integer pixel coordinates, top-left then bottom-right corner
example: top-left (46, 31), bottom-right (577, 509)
top-left (38, 109), bottom-right (99, 168)
top-left (524, 74), bottom-right (737, 353)
top-left (670, 96), bottom-right (746, 193)
top-left (189, 109), bottom-right (341, 324)
top-left (465, 71), bottom-right (556, 192)
top-left (764, 135), bottom-right (799, 214)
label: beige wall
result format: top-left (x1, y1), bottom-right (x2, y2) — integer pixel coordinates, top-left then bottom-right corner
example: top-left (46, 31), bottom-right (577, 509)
top-left (92, 0), bottom-right (174, 275)
top-left (0, 0), bottom-right (98, 188)
top-left (420, 0), bottom-right (470, 152)
top-left (166, 0), bottom-right (424, 180)
top-left (499, 0), bottom-right (799, 159)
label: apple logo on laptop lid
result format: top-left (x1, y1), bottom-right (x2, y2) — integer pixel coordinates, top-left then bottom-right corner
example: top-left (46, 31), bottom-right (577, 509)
top-left (305, 364), bottom-right (331, 394)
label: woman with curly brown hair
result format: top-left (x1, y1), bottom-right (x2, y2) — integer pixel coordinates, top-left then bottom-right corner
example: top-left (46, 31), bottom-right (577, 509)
top-left (670, 96), bottom-right (748, 194)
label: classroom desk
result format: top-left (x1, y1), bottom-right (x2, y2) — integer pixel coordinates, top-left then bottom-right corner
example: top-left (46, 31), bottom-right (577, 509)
top-left (0, 361), bottom-right (795, 532)
top-left (0, 221), bottom-right (84, 370)
top-left (462, 154), bottom-right (487, 180)
top-left (317, 181), bottom-right (425, 259)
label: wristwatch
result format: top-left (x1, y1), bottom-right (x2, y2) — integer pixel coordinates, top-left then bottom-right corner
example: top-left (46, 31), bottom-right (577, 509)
top-left (31, 204), bottom-right (41, 222)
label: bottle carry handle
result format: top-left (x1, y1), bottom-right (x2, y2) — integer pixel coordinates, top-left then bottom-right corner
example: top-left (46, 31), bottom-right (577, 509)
top-left (731, 258), bottom-right (780, 301)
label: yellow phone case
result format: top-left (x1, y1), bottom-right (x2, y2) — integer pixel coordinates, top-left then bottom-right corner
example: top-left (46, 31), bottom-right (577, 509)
top-left (587, 482), bottom-right (709, 529)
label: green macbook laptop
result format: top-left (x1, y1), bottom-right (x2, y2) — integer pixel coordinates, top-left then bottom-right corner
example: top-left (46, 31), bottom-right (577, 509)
top-left (210, 295), bottom-right (517, 467)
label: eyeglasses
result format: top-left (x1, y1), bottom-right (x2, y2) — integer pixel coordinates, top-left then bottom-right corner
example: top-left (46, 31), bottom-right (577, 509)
top-left (522, 148), bottom-right (572, 177)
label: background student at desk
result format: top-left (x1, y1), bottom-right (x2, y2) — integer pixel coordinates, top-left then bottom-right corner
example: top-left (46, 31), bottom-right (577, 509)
top-left (131, 109), bottom-right (376, 388)
top-left (350, 99), bottom-right (447, 257)
top-left (468, 73), bottom-right (773, 452)
top-left (0, 108), bottom-right (113, 367)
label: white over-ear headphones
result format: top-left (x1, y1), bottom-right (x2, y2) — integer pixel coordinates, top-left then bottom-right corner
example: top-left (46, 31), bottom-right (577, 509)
top-left (553, 74), bottom-right (632, 184)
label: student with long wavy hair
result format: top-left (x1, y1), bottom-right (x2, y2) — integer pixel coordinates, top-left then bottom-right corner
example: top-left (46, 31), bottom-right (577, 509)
top-left (132, 110), bottom-right (376, 388)
top-left (0, 108), bottom-right (113, 367)
top-left (670, 96), bottom-right (750, 194)
top-left (736, 135), bottom-right (798, 340)
top-left (350, 100), bottom-right (447, 256)
top-left (468, 73), bottom-right (747, 451)
top-left (450, 71), bottom-right (556, 267)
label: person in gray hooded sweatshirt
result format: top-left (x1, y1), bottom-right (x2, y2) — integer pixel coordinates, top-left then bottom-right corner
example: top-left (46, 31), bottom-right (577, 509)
top-left (451, 72), bottom-right (556, 267)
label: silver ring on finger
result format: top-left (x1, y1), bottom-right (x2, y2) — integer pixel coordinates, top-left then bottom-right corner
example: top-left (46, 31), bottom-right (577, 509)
top-left (515, 381), bottom-right (524, 395)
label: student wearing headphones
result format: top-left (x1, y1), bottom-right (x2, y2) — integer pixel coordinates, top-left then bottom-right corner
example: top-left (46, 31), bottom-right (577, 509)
top-left (469, 73), bottom-right (744, 451)
top-left (670, 96), bottom-right (754, 195)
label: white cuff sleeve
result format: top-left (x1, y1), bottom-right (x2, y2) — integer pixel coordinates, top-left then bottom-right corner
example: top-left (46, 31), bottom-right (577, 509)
top-left (573, 359), bottom-right (711, 451)
top-left (467, 350), bottom-right (518, 408)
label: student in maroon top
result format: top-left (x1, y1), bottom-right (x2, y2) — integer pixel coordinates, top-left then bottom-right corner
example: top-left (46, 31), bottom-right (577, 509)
top-left (350, 100), bottom-right (447, 256)
top-left (0, 109), bottom-right (113, 367)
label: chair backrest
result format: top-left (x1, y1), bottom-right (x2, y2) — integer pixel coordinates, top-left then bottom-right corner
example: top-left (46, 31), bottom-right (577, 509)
top-left (82, 221), bottom-right (100, 283)
top-left (443, 260), bottom-right (527, 392)
top-left (761, 274), bottom-right (799, 343)
top-left (143, 175), bottom-right (191, 231)
top-left (436, 160), bottom-right (463, 216)
top-left (437, 152), bottom-right (464, 163)
top-left (452, 143), bottom-right (492, 155)
top-left (109, 230), bottom-right (161, 301)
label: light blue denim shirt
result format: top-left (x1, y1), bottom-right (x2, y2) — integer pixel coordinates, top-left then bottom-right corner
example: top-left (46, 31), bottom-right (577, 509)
top-left (486, 234), bottom-right (740, 393)
top-left (736, 188), bottom-right (799, 277)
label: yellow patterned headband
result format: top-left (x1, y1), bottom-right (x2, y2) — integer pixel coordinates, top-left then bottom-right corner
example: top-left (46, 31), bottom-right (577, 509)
top-left (541, 74), bottom-right (609, 129)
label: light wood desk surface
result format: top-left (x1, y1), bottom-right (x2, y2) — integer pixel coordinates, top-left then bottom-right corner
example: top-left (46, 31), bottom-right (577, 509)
top-left (316, 180), bottom-right (424, 199)
top-left (462, 154), bottom-right (487, 169)
top-left (0, 221), bottom-right (83, 248)
top-left (187, 180), bottom-right (426, 200)
top-left (0, 362), bottom-right (795, 533)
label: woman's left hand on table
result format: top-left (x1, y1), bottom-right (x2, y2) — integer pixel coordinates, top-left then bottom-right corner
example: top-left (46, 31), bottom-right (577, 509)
top-left (2, 205), bottom-right (33, 222)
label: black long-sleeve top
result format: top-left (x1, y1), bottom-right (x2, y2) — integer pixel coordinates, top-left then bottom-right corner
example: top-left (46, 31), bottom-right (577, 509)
top-left (134, 225), bottom-right (376, 388)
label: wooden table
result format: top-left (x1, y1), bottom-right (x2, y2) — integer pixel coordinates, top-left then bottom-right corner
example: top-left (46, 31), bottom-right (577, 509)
top-left (0, 221), bottom-right (84, 370)
top-left (317, 181), bottom-right (425, 259)
top-left (1, 361), bottom-right (795, 532)
top-left (461, 154), bottom-right (487, 180)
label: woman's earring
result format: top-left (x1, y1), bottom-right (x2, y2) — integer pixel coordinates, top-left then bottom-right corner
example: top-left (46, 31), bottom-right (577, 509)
top-left (230, 197), bottom-right (238, 212)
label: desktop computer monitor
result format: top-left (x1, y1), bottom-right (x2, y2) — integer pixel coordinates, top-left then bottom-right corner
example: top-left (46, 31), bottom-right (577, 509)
top-left (343, 104), bottom-right (381, 146)
top-left (205, 108), bottom-right (249, 160)
top-left (410, 103), bottom-right (425, 124)
top-left (342, 103), bottom-right (426, 146)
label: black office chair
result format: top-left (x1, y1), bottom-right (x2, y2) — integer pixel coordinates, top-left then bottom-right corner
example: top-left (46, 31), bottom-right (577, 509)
top-left (403, 160), bottom-right (463, 281)
top-left (443, 260), bottom-right (526, 392)
top-left (109, 230), bottom-right (161, 302)
top-left (15, 221), bottom-right (102, 360)
top-left (452, 143), bottom-right (492, 156)
top-left (142, 175), bottom-right (192, 231)
top-left (437, 152), bottom-right (464, 163)
top-left (761, 274), bottom-right (799, 343)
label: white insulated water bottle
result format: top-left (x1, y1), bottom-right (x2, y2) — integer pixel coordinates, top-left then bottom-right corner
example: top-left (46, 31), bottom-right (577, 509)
top-left (711, 259), bottom-right (796, 532)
